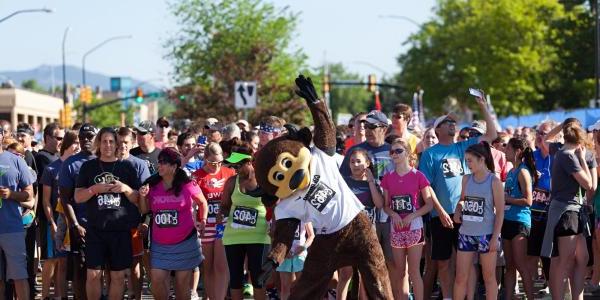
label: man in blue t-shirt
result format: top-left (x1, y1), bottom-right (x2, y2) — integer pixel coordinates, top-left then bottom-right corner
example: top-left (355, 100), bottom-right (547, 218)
top-left (0, 127), bottom-right (36, 300)
top-left (340, 110), bottom-right (398, 295)
top-left (58, 123), bottom-right (97, 299)
top-left (418, 96), bottom-right (497, 298)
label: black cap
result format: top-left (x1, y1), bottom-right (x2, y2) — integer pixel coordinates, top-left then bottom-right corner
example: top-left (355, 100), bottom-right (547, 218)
top-left (16, 123), bottom-right (34, 136)
top-left (134, 120), bottom-right (156, 134)
top-left (79, 123), bottom-right (98, 135)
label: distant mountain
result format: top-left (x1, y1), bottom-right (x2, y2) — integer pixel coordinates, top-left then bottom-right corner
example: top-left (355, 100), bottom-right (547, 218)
top-left (0, 65), bottom-right (161, 92)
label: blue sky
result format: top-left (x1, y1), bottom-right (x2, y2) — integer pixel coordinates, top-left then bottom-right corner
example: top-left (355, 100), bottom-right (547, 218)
top-left (0, 0), bottom-right (435, 86)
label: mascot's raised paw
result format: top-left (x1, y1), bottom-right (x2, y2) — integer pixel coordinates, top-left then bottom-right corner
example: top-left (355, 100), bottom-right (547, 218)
top-left (295, 74), bottom-right (319, 104)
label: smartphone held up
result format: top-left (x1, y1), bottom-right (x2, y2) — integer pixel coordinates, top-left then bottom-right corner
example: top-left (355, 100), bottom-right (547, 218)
top-left (468, 88), bottom-right (483, 99)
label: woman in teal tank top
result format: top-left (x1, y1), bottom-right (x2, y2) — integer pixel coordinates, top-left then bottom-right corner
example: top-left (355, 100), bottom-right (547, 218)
top-left (219, 149), bottom-right (270, 300)
top-left (502, 137), bottom-right (538, 300)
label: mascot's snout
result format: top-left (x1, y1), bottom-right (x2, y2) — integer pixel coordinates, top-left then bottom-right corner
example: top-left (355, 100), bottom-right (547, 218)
top-left (289, 169), bottom-right (306, 190)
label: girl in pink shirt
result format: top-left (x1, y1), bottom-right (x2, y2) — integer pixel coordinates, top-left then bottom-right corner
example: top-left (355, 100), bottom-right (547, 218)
top-left (381, 139), bottom-right (434, 300)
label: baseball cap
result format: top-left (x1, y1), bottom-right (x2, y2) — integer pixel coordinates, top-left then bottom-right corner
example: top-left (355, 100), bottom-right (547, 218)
top-left (226, 152), bottom-right (253, 164)
top-left (79, 123), bottom-right (98, 135)
top-left (16, 123), bottom-right (34, 136)
top-left (134, 120), bottom-right (156, 134)
top-left (433, 114), bottom-right (457, 129)
top-left (365, 111), bottom-right (389, 126)
top-left (589, 120), bottom-right (600, 131)
top-left (469, 120), bottom-right (486, 134)
top-left (236, 119), bottom-right (250, 129)
top-left (204, 118), bottom-right (219, 129)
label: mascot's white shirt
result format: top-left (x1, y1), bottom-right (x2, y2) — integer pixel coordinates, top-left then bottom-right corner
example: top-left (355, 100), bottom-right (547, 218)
top-left (275, 147), bottom-right (364, 235)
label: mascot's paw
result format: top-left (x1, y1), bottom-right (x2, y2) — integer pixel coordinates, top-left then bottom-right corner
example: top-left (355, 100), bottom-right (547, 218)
top-left (295, 74), bottom-right (320, 104)
top-left (258, 259), bottom-right (278, 286)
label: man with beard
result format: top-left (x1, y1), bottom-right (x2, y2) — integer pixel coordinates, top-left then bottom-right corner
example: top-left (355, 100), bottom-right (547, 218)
top-left (58, 123), bottom-right (97, 299)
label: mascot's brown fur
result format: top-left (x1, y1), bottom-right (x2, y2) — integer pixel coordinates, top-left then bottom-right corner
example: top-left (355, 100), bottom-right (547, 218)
top-left (255, 75), bottom-right (391, 299)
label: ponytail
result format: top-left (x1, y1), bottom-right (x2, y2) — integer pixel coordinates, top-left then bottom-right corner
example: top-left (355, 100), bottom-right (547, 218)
top-left (522, 147), bottom-right (539, 187)
top-left (481, 141), bottom-right (495, 173)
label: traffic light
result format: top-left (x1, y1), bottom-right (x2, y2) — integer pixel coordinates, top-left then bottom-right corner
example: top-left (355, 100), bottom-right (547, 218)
top-left (59, 109), bottom-right (65, 126)
top-left (367, 74), bottom-right (377, 92)
top-left (135, 88), bottom-right (144, 103)
top-left (80, 86), bottom-right (92, 104)
top-left (323, 74), bottom-right (330, 93)
top-left (64, 104), bottom-right (72, 128)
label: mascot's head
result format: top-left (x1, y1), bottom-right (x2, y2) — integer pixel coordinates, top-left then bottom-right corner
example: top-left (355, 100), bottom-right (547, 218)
top-left (255, 125), bottom-right (313, 199)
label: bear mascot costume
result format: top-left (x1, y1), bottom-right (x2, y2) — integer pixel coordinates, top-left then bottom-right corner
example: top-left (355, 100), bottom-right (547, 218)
top-left (255, 75), bottom-right (392, 299)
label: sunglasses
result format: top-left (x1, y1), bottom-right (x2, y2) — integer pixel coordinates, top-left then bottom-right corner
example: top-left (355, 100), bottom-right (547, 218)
top-left (365, 123), bottom-right (385, 130)
top-left (206, 160), bottom-right (223, 166)
top-left (158, 159), bottom-right (170, 165)
top-left (390, 148), bottom-right (405, 155)
top-left (54, 136), bottom-right (64, 141)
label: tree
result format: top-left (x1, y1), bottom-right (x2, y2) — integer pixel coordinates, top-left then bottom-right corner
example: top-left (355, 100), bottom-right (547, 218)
top-left (166, 0), bottom-right (310, 125)
top-left (396, 0), bottom-right (566, 116)
top-left (21, 79), bottom-right (47, 94)
top-left (316, 63), bottom-right (375, 122)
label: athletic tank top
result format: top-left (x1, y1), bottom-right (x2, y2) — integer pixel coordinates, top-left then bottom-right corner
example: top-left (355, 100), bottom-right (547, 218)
top-left (459, 173), bottom-right (495, 236)
top-left (504, 163), bottom-right (532, 227)
top-left (222, 177), bottom-right (271, 246)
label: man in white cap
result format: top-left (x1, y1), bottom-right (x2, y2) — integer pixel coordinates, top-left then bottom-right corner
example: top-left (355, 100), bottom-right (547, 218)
top-left (418, 95), bottom-right (497, 299)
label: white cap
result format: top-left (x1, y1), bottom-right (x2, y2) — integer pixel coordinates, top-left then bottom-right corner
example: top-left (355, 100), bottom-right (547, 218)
top-left (433, 114), bottom-right (456, 129)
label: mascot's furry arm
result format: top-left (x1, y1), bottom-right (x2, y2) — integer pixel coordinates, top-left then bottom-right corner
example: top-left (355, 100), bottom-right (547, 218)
top-left (294, 75), bottom-right (336, 156)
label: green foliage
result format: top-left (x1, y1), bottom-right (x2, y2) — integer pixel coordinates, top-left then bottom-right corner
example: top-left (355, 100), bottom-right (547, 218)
top-left (316, 63), bottom-right (376, 120)
top-left (85, 99), bottom-right (134, 128)
top-left (21, 79), bottom-right (47, 94)
top-left (397, 0), bottom-right (570, 116)
top-left (166, 0), bottom-right (310, 125)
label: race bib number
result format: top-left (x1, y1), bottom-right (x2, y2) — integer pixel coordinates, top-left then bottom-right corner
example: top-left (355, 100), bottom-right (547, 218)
top-left (441, 158), bottom-right (465, 178)
top-left (303, 175), bottom-right (336, 213)
top-left (96, 194), bottom-right (121, 210)
top-left (207, 200), bottom-right (220, 223)
top-left (364, 207), bottom-right (377, 224)
top-left (232, 206), bottom-right (258, 228)
top-left (532, 188), bottom-right (550, 206)
top-left (154, 210), bottom-right (179, 228)
top-left (463, 196), bottom-right (485, 222)
top-left (391, 195), bottom-right (413, 215)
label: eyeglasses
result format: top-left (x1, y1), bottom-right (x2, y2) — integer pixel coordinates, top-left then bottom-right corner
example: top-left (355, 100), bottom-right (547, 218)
top-left (390, 148), bottom-right (405, 155)
top-left (459, 134), bottom-right (470, 139)
top-left (206, 160), bottom-right (223, 166)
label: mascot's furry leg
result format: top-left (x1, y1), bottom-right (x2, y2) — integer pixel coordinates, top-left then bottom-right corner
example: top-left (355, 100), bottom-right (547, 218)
top-left (289, 213), bottom-right (392, 300)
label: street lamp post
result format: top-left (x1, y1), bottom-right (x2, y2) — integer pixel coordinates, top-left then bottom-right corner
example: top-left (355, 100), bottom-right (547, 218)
top-left (0, 8), bottom-right (53, 24)
top-left (82, 35), bottom-right (133, 86)
top-left (62, 27), bottom-right (71, 105)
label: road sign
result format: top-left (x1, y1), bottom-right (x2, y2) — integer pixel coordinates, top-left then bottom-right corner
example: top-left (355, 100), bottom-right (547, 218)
top-left (234, 81), bottom-right (257, 109)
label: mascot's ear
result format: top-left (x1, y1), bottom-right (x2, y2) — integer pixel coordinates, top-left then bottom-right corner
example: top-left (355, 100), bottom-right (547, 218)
top-left (284, 124), bottom-right (312, 148)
